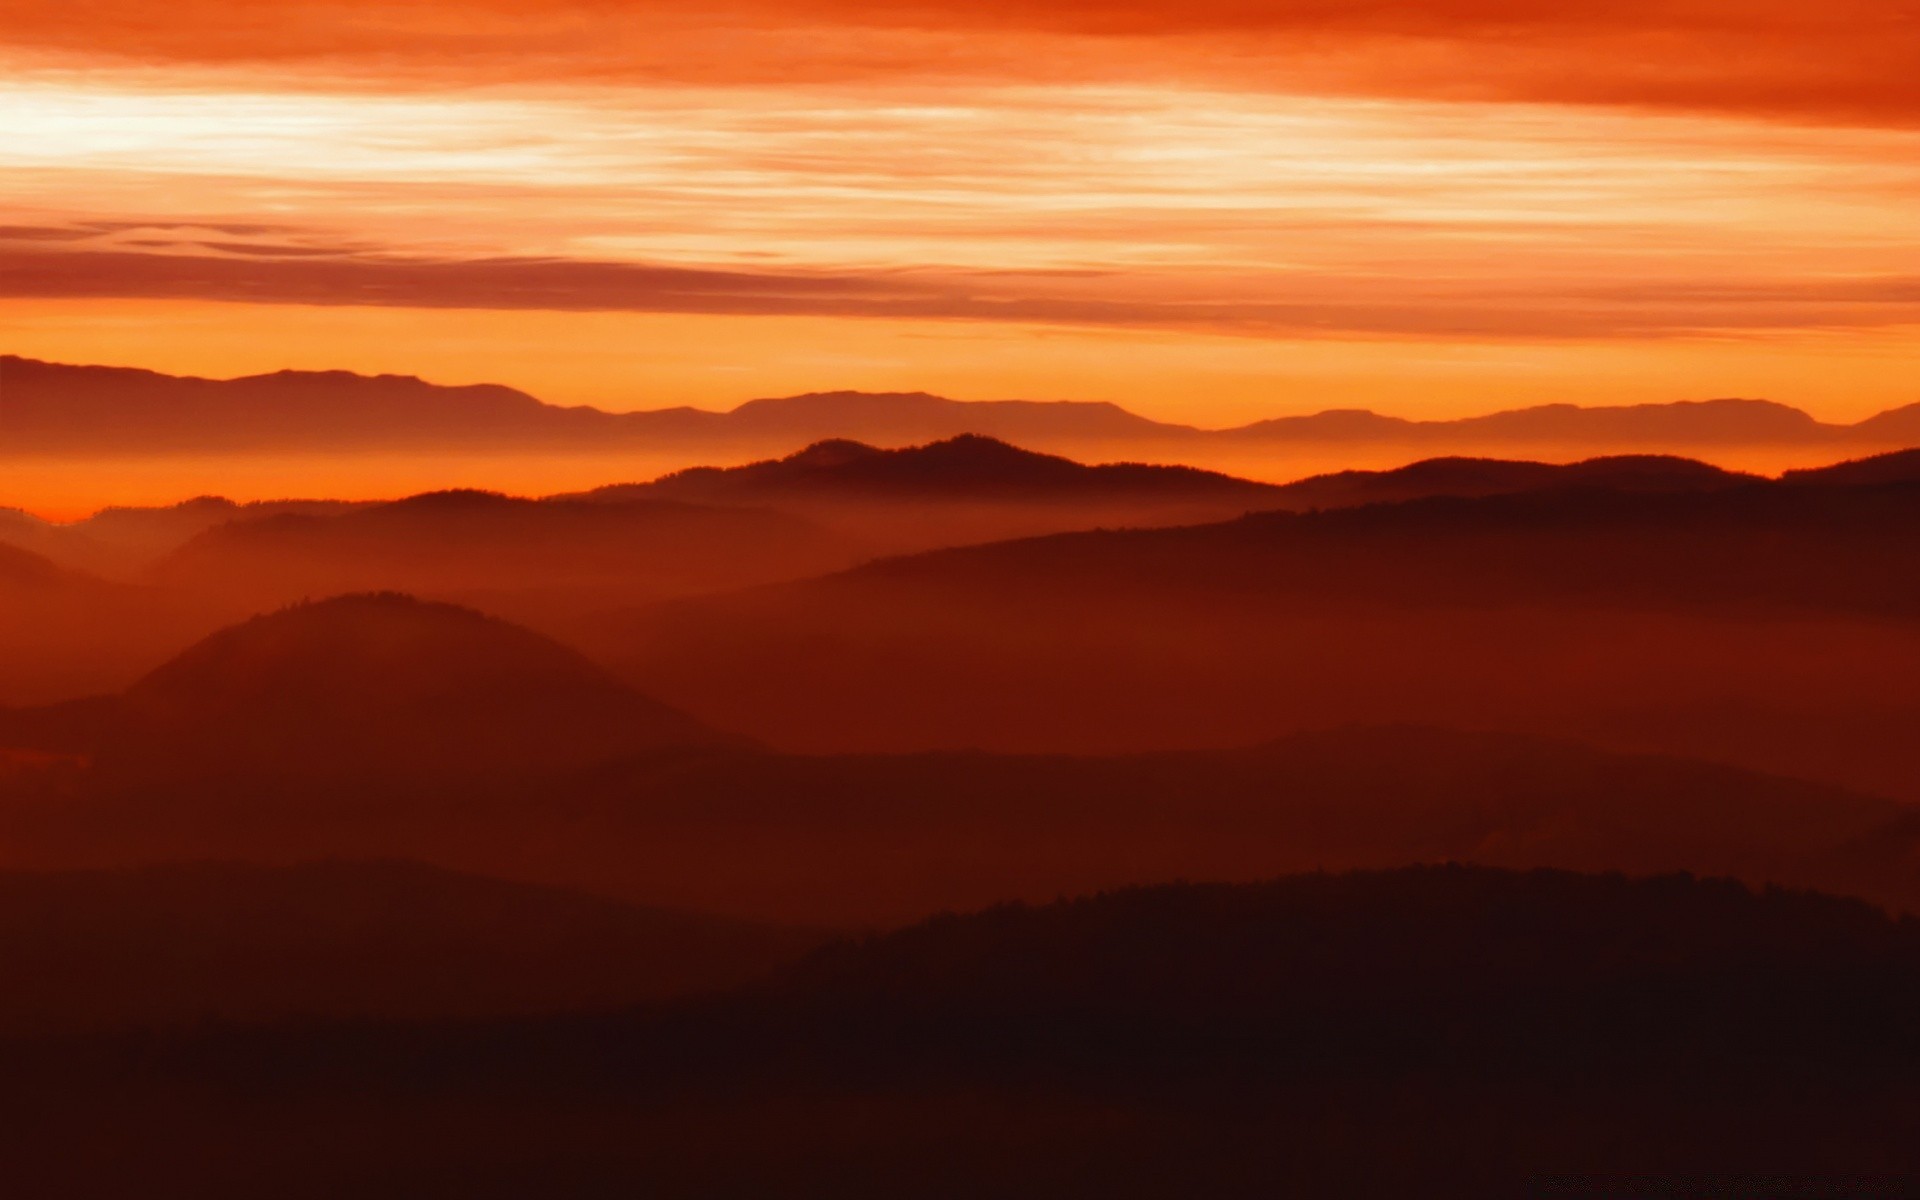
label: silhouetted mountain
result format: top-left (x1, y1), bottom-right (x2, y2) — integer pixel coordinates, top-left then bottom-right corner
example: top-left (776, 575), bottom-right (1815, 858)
top-left (590, 435), bottom-right (1277, 503)
top-left (593, 477), bottom-right (1920, 800)
top-left (152, 489), bottom-right (861, 618)
top-left (3, 724), bottom-right (1914, 927)
top-left (0, 594), bottom-right (736, 777)
top-left (7, 867), bottom-right (1918, 1198)
top-left (0, 859), bottom-right (821, 1034)
top-left (7, 356), bottom-right (1916, 463)
top-left (566, 436), bottom-right (1287, 551)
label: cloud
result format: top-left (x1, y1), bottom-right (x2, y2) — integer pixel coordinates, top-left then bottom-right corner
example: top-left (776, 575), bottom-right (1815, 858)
top-left (6, 240), bottom-right (1918, 341)
top-left (3, 1), bottom-right (1914, 126)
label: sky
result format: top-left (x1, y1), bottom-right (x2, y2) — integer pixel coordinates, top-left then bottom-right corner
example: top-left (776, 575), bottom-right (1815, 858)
top-left (2, 0), bottom-right (1918, 426)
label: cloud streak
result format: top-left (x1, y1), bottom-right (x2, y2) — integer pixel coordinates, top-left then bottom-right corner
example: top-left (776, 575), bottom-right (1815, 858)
top-left (4, 0), bottom-right (1916, 126)
top-left (8, 240), bottom-right (1919, 341)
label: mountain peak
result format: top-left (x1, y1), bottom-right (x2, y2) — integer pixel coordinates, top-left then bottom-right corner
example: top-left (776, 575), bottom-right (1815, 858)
top-left (781, 439), bottom-right (887, 469)
top-left (117, 593), bottom-right (736, 773)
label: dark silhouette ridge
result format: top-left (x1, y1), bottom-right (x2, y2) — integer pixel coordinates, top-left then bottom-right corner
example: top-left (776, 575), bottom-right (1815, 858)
top-left (150, 488), bottom-right (862, 619)
top-left (2, 723), bottom-right (1915, 927)
top-left (582, 434), bottom-right (1281, 502)
top-left (561, 435), bottom-right (1290, 552)
top-left (1783, 446), bottom-right (1920, 487)
top-left (0, 593), bottom-right (738, 777)
top-left (4, 867), bottom-right (1918, 1198)
top-left (1265, 452), bottom-right (1760, 509)
top-left (6, 355), bottom-right (1917, 460)
top-left (0, 859), bottom-right (824, 1034)
top-left (7, 441), bottom-right (1777, 585)
top-left (591, 476), bottom-right (1920, 799)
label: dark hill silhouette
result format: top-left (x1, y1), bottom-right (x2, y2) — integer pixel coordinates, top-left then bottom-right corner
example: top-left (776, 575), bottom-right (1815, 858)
top-left (151, 489), bottom-right (863, 619)
top-left (0, 859), bottom-right (822, 1034)
top-left (569, 436), bottom-right (1288, 551)
top-left (7, 867), bottom-right (1918, 1198)
top-left (1783, 447), bottom-right (1920, 487)
top-left (2, 594), bottom-right (737, 777)
top-left (1265, 453), bottom-right (1758, 509)
top-left (591, 435), bottom-right (1279, 502)
top-left (6, 355), bottom-right (1916, 462)
top-left (593, 478), bottom-right (1920, 799)
top-left (758, 867), bottom-right (1920, 1071)
top-left (3, 724), bottom-right (1914, 927)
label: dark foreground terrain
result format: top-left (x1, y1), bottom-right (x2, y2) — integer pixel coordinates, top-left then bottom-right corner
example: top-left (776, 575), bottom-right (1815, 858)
top-left (2, 866), bottom-right (1917, 1198)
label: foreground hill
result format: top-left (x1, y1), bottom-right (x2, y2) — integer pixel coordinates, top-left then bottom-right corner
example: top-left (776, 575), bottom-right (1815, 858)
top-left (0, 860), bottom-right (821, 1034)
top-left (2, 723), bottom-right (1914, 927)
top-left (593, 478), bottom-right (1920, 800)
top-left (0, 594), bottom-right (735, 777)
top-left (152, 489), bottom-right (861, 618)
top-left (5, 867), bottom-right (1916, 1197)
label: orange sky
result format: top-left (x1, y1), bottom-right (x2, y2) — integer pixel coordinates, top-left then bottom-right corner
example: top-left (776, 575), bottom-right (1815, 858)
top-left (2, 0), bottom-right (1917, 425)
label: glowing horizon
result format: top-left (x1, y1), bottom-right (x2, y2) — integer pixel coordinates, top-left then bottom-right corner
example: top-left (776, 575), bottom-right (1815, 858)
top-left (3, 0), bottom-right (1917, 428)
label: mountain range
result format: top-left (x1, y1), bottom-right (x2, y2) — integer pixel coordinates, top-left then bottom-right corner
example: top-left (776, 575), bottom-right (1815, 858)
top-left (6, 355), bottom-right (1918, 462)
top-left (2, 595), bottom-right (1916, 926)
top-left (595, 467), bottom-right (1920, 801)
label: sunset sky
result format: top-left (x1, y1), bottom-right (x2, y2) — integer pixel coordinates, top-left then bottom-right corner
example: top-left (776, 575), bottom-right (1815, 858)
top-left (3, 0), bottom-right (1917, 425)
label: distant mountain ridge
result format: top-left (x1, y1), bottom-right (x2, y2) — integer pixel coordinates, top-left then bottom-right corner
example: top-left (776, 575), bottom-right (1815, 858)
top-left (6, 355), bottom-right (1917, 457)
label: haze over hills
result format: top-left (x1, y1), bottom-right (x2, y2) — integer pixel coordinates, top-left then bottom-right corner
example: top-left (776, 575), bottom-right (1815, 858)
top-left (5, 357), bottom-right (1916, 473)
top-left (0, 594), bottom-right (735, 778)
top-left (6, 675), bottom-right (1918, 927)
top-left (7, 866), bottom-right (1918, 1198)
top-left (0, 496), bottom-right (367, 577)
top-left (5, 438), bottom-right (1792, 583)
top-left (151, 489), bottom-right (863, 620)
top-left (0, 859), bottom-right (823, 1034)
top-left (0, 541), bottom-right (215, 705)
top-left (596, 474), bottom-right (1920, 801)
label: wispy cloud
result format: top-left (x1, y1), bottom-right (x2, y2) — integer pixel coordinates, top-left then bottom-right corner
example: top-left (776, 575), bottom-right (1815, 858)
top-left (4, 0), bottom-right (1915, 126)
top-left (8, 239), bottom-right (1919, 341)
